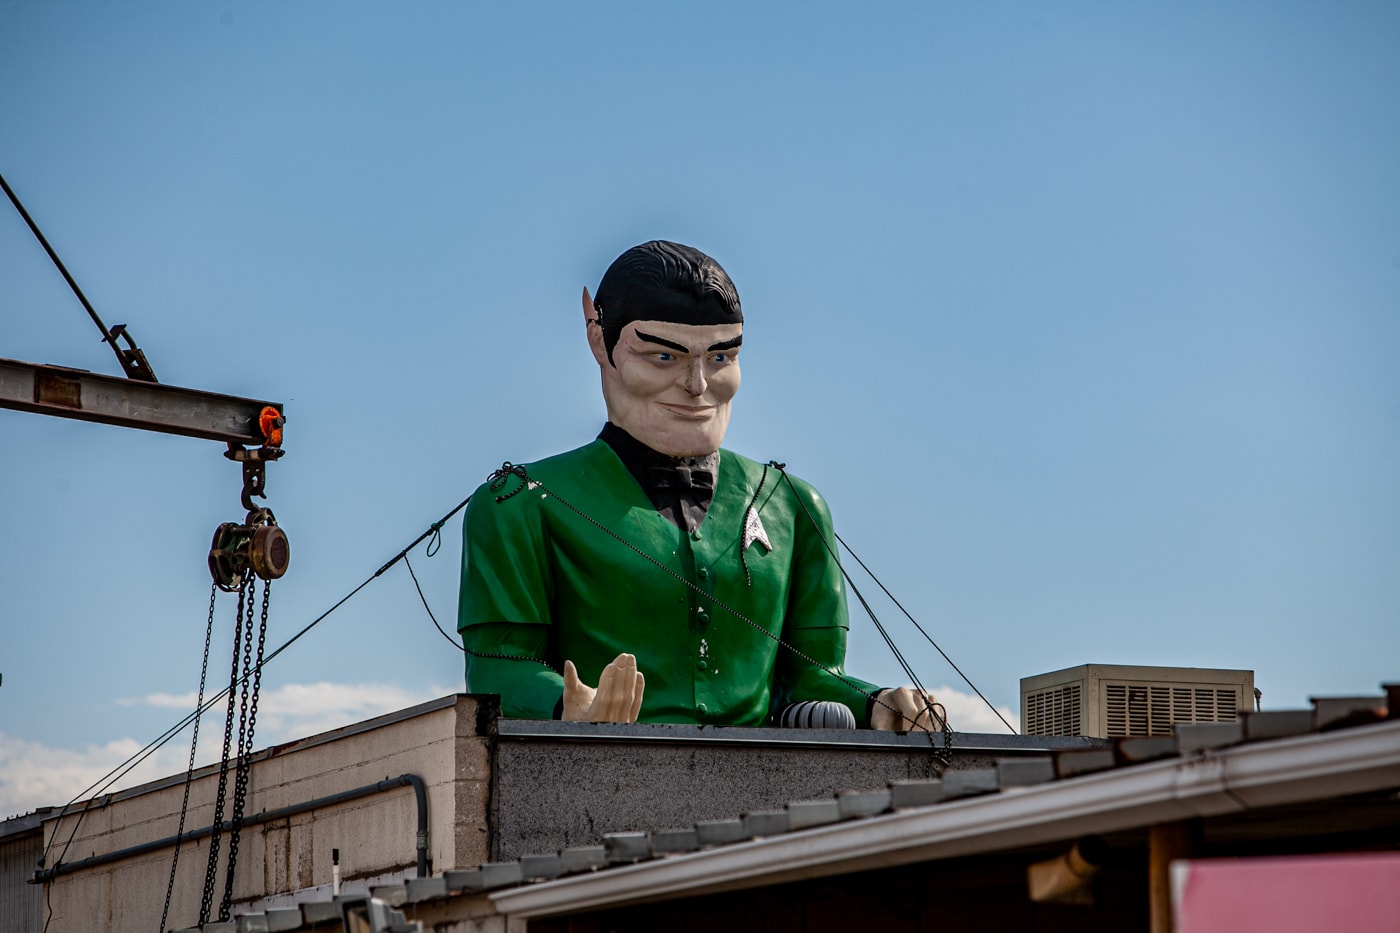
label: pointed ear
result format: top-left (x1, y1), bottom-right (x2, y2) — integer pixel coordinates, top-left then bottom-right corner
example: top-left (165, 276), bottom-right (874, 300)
top-left (582, 286), bottom-right (597, 326)
top-left (583, 287), bottom-right (610, 366)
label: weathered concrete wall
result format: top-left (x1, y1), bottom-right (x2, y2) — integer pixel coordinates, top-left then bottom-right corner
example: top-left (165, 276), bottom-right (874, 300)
top-left (489, 721), bottom-right (1101, 860)
top-left (38, 695), bottom-right (491, 933)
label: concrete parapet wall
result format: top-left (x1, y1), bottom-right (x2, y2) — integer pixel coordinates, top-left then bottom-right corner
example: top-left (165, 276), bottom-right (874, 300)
top-left (489, 720), bottom-right (1101, 860)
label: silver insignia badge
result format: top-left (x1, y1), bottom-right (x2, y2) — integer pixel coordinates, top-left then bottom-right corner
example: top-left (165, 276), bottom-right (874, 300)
top-left (743, 506), bottom-right (772, 553)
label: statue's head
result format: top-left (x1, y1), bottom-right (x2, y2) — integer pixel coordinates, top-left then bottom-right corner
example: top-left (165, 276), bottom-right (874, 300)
top-left (584, 241), bottom-right (743, 457)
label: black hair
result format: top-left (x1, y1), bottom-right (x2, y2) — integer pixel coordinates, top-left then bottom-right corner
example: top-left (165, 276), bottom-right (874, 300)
top-left (593, 240), bottom-right (742, 364)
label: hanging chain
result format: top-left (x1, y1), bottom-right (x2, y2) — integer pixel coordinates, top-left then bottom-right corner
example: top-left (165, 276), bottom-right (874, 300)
top-left (200, 576), bottom-right (247, 924)
top-left (159, 583), bottom-right (217, 933)
top-left (217, 579), bottom-right (254, 920)
top-left (219, 576), bottom-right (269, 919)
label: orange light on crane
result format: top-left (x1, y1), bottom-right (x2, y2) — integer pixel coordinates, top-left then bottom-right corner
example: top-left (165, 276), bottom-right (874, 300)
top-left (260, 406), bottom-right (285, 448)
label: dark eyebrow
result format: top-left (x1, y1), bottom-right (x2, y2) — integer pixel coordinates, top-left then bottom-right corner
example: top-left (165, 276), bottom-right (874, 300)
top-left (633, 331), bottom-right (690, 354)
top-left (707, 335), bottom-right (743, 352)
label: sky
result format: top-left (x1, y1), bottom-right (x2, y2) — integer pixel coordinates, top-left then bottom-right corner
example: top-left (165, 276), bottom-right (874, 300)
top-left (1, 1), bottom-right (1397, 818)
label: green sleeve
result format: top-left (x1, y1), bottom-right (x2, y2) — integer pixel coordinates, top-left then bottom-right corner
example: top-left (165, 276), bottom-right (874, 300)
top-left (461, 622), bottom-right (564, 719)
top-left (458, 477), bottom-right (553, 627)
top-left (780, 626), bottom-right (881, 727)
top-left (776, 476), bottom-right (881, 726)
top-left (458, 477), bottom-right (562, 719)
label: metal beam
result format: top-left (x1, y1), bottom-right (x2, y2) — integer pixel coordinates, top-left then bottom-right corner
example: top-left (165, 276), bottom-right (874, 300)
top-left (0, 357), bottom-right (281, 445)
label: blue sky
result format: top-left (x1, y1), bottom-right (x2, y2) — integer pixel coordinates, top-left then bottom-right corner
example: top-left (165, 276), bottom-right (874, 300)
top-left (2, 2), bottom-right (1397, 816)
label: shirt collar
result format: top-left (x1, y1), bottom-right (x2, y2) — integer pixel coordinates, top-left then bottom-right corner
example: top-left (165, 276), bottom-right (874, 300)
top-left (598, 422), bottom-right (718, 496)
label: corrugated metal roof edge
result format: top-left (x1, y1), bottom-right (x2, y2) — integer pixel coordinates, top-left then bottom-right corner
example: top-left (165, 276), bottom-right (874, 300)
top-left (489, 718), bottom-right (1400, 919)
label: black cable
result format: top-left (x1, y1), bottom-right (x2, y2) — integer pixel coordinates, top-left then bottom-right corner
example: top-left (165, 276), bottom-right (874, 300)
top-left (834, 530), bottom-right (1017, 735)
top-left (200, 580), bottom-right (246, 923)
top-left (405, 550), bottom-right (561, 671)
top-left (404, 553), bottom-right (463, 651)
top-left (0, 171), bottom-right (147, 378)
top-left (159, 583), bottom-right (218, 933)
top-left (41, 795), bottom-right (99, 932)
top-left (770, 469), bottom-right (924, 688)
top-left (773, 470), bottom-right (942, 741)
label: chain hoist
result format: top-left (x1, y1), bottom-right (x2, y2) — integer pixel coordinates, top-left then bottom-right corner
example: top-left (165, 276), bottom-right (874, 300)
top-left (188, 407), bottom-right (289, 927)
top-left (208, 407), bottom-right (290, 590)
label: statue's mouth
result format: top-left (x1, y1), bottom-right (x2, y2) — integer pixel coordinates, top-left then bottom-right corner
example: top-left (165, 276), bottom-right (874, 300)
top-left (658, 403), bottom-right (717, 420)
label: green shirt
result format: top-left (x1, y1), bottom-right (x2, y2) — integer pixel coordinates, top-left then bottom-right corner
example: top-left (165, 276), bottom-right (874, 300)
top-left (456, 440), bottom-right (878, 725)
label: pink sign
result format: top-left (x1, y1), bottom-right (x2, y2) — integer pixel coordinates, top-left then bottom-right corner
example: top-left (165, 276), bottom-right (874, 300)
top-left (1173, 853), bottom-right (1400, 932)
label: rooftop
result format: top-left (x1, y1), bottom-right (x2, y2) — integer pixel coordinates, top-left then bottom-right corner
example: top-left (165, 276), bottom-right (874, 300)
top-left (171, 686), bottom-right (1398, 932)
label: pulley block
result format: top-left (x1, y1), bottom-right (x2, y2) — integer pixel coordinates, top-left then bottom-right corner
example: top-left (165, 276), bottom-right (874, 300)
top-left (208, 510), bottom-right (290, 591)
top-left (211, 417), bottom-right (289, 591)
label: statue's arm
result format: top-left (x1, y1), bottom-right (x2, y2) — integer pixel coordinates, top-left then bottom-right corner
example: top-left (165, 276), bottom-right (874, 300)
top-left (777, 475), bottom-right (881, 726)
top-left (780, 625), bottom-right (881, 727)
top-left (776, 477), bottom-right (943, 731)
top-left (462, 621), bottom-right (565, 719)
top-left (458, 481), bottom-right (564, 718)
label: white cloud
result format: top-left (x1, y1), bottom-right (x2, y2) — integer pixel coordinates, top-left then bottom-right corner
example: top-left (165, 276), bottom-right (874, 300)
top-left (924, 684), bottom-right (1021, 735)
top-left (133, 681), bottom-right (455, 747)
top-left (0, 732), bottom-right (193, 820)
top-left (1, 681), bottom-right (454, 819)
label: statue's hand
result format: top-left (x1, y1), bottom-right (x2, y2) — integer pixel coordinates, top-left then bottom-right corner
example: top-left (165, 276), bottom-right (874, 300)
top-left (870, 687), bottom-right (943, 732)
top-left (562, 653), bottom-right (646, 723)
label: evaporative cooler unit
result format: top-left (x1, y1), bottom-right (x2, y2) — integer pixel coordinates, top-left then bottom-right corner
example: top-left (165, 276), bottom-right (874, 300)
top-left (1020, 664), bottom-right (1254, 739)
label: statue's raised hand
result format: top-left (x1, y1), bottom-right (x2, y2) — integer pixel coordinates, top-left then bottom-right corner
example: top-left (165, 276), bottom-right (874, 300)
top-left (562, 652), bottom-right (646, 723)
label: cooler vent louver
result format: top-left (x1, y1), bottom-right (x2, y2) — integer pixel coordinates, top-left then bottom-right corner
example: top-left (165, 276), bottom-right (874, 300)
top-left (1102, 684), bottom-right (1241, 737)
top-left (1023, 683), bottom-right (1082, 737)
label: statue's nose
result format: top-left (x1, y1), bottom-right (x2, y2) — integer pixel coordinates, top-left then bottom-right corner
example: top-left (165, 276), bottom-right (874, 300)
top-left (682, 359), bottom-right (707, 396)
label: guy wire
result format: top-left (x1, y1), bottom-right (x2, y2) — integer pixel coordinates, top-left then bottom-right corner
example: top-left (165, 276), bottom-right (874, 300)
top-left (833, 530), bottom-right (1017, 735)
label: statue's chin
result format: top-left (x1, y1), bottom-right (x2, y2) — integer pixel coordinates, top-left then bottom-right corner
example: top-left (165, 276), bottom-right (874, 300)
top-left (619, 414), bottom-right (727, 459)
top-left (639, 431), bottom-right (722, 459)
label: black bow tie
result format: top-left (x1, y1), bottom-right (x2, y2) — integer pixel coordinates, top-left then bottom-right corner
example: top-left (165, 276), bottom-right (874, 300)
top-left (647, 464), bottom-right (715, 491)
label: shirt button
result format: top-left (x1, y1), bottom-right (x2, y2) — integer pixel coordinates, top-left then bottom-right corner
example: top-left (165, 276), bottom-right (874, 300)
top-left (697, 567), bottom-right (709, 579)
top-left (697, 660), bottom-right (708, 671)
top-left (691, 529), bottom-right (703, 541)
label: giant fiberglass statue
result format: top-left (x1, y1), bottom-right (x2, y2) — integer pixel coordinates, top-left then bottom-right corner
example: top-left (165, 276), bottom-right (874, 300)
top-left (457, 241), bottom-right (937, 731)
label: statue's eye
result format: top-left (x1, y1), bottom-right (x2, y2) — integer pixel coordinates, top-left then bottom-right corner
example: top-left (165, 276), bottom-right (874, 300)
top-left (712, 353), bottom-right (730, 363)
top-left (656, 352), bottom-right (674, 362)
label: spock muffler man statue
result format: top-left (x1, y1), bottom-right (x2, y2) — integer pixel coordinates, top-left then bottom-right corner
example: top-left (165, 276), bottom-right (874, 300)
top-left (458, 241), bottom-right (937, 731)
